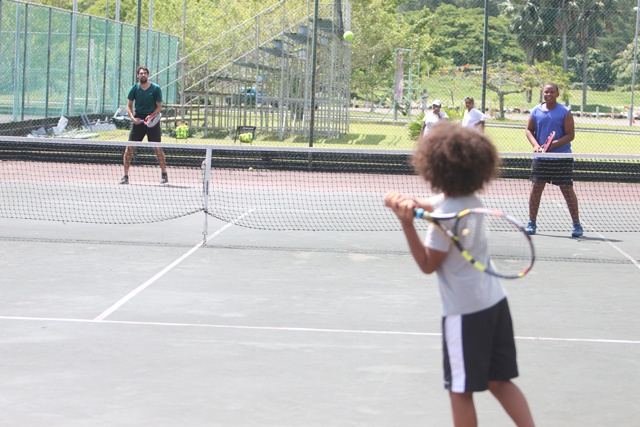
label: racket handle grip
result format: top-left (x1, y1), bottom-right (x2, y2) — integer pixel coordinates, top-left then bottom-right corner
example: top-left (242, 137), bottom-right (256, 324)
top-left (414, 208), bottom-right (425, 218)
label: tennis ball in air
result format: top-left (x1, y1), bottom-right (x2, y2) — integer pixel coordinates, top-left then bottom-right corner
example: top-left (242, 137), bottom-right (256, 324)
top-left (248, 167), bottom-right (254, 171)
top-left (343, 31), bottom-right (354, 42)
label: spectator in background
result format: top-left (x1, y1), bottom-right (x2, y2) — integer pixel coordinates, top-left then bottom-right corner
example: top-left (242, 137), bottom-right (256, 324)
top-left (462, 97), bottom-right (488, 131)
top-left (420, 99), bottom-right (449, 138)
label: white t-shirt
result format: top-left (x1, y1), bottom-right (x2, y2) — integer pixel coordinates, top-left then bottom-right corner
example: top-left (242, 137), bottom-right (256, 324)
top-left (423, 110), bottom-right (449, 134)
top-left (462, 107), bottom-right (488, 128)
top-left (425, 193), bottom-right (506, 316)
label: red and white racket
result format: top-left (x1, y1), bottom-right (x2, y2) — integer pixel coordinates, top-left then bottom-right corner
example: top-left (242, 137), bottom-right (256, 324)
top-left (143, 112), bottom-right (161, 128)
top-left (541, 131), bottom-right (555, 152)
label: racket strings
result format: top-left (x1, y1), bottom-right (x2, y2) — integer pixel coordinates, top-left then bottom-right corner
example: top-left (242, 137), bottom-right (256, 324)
top-left (456, 214), bottom-right (489, 266)
top-left (455, 212), bottom-right (534, 278)
top-left (483, 215), bottom-right (534, 276)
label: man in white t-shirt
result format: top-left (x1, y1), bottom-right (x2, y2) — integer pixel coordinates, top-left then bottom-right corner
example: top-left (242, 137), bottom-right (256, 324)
top-left (420, 99), bottom-right (449, 138)
top-left (462, 97), bottom-right (488, 131)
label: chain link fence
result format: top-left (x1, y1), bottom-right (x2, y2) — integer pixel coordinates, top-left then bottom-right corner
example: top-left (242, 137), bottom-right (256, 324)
top-left (1, 0), bottom-right (639, 155)
top-left (0, 0), bottom-right (179, 135)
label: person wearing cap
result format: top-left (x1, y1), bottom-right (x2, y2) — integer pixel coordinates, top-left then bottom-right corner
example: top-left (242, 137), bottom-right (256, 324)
top-left (420, 100), bottom-right (449, 138)
top-left (462, 97), bottom-right (488, 131)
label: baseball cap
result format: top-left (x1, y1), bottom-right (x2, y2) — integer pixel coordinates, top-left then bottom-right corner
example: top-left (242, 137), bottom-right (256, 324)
top-left (432, 100), bottom-right (442, 107)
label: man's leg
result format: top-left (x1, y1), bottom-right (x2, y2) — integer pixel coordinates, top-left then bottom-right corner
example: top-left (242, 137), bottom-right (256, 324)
top-left (154, 147), bottom-right (167, 173)
top-left (528, 181), bottom-right (546, 221)
top-left (122, 123), bottom-right (145, 183)
top-left (123, 146), bottom-right (134, 175)
top-left (559, 184), bottom-right (579, 223)
top-left (148, 123), bottom-right (167, 182)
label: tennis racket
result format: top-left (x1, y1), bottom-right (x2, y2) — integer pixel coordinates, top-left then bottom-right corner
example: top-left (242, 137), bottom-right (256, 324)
top-left (415, 207), bottom-right (535, 279)
top-left (541, 131), bottom-right (555, 152)
top-left (143, 112), bottom-right (161, 128)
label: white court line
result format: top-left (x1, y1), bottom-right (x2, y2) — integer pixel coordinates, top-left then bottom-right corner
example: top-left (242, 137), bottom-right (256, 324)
top-left (552, 199), bottom-right (640, 270)
top-left (1, 315), bottom-right (638, 344)
top-left (93, 210), bottom-right (255, 321)
top-left (595, 232), bottom-right (640, 270)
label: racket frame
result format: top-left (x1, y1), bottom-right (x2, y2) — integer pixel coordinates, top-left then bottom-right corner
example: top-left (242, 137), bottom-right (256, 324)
top-left (541, 131), bottom-right (556, 153)
top-left (414, 207), bottom-right (535, 279)
top-left (144, 112), bottom-right (161, 128)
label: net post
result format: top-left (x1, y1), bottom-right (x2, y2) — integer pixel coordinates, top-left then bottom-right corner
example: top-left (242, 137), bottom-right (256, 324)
top-left (202, 147), bottom-right (213, 245)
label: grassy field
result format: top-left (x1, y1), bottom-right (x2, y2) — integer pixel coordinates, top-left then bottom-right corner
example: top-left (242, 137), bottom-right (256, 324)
top-left (405, 76), bottom-right (640, 114)
top-left (97, 116), bottom-right (640, 155)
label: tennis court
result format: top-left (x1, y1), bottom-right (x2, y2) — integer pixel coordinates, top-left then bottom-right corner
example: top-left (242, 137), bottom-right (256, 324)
top-left (1, 139), bottom-right (639, 426)
top-left (1, 216), bottom-right (639, 426)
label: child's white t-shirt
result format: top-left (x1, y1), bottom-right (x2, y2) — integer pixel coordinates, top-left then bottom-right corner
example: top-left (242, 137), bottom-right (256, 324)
top-left (425, 193), bottom-right (506, 316)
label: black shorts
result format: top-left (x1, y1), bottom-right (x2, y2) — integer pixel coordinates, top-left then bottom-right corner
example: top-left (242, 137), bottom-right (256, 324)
top-left (128, 117), bottom-right (161, 142)
top-left (530, 158), bottom-right (574, 185)
top-left (442, 298), bottom-right (519, 393)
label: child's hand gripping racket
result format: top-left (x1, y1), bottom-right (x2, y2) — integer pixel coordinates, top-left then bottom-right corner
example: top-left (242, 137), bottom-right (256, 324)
top-left (540, 131), bottom-right (555, 152)
top-left (415, 207), bottom-right (535, 279)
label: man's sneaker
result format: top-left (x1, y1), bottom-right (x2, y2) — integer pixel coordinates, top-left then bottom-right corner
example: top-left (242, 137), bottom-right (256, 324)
top-left (525, 220), bottom-right (536, 235)
top-left (119, 175), bottom-right (129, 185)
top-left (572, 222), bottom-right (584, 238)
top-left (161, 172), bottom-right (168, 184)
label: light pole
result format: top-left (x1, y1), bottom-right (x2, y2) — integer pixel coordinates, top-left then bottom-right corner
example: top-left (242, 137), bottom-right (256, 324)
top-left (629, 3), bottom-right (640, 126)
top-left (481, 0), bottom-right (489, 113)
top-left (135, 0), bottom-right (141, 67)
top-left (309, 0), bottom-right (320, 147)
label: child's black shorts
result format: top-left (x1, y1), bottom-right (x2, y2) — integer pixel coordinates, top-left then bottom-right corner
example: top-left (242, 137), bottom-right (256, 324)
top-left (442, 298), bottom-right (519, 393)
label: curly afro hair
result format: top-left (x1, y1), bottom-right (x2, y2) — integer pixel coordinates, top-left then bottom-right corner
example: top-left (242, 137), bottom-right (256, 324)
top-left (412, 122), bottom-right (499, 197)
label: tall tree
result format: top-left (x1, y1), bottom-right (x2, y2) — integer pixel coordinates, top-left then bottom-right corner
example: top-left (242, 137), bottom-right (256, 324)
top-left (510, 0), bottom-right (545, 101)
top-left (349, 0), bottom-right (435, 106)
top-left (547, 0), bottom-right (579, 73)
top-left (510, 0), bottom-right (544, 66)
top-left (574, 0), bottom-right (616, 110)
top-left (485, 62), bottom-right (525, 118)
top-left (430, 4), bottom-right (523, 66)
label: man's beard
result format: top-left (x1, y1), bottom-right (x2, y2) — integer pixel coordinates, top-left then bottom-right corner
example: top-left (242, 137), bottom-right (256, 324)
top-left (139, 76), bottom-right (148, 84)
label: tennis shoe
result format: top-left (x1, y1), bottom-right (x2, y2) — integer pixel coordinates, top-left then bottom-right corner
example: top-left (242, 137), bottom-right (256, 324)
top-left (119, 175), bottom-right (129, 185)
top-left (161, 172), bottom-right (168, 184)
top-left (572, 222), bottom-right (584, 238)
top-left (525, 220), bottom-right (536, 235)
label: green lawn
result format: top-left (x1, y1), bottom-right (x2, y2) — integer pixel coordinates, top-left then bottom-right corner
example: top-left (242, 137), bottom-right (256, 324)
top-left (96, 117), bottom-right (640, 155)
top-left (417, 76), bottom-right (639, 113)
top-left (486, 126), bottom-right (640, 154)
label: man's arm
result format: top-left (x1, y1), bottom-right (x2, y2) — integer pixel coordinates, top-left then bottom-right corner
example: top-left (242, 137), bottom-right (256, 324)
top-left (553, 111), bottom-right (575, 149)
top-left (475, 108), bottom-right (487, 129)
top-left (525, 116), bottom-right (539, 151)
top-left (153, 85), bottom-right (163, 116)
top-left (126, 99), bottom-right (141, 124)
top-left (148, 101), bottom-right (162, 119)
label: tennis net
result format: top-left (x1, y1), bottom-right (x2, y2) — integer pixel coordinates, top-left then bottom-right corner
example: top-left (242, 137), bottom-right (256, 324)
top-left (1, 136), bottom-right (639, 233)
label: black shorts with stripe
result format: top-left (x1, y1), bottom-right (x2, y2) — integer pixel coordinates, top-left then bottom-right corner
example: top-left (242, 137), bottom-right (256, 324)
top-left (530, 158), bottom-right (574, 185)
top-left (442, 298), bottom-right (519, 393)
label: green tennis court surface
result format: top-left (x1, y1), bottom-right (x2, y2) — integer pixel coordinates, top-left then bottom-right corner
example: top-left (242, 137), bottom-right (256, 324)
top-left (1, 213), bottom-right (638, 426)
